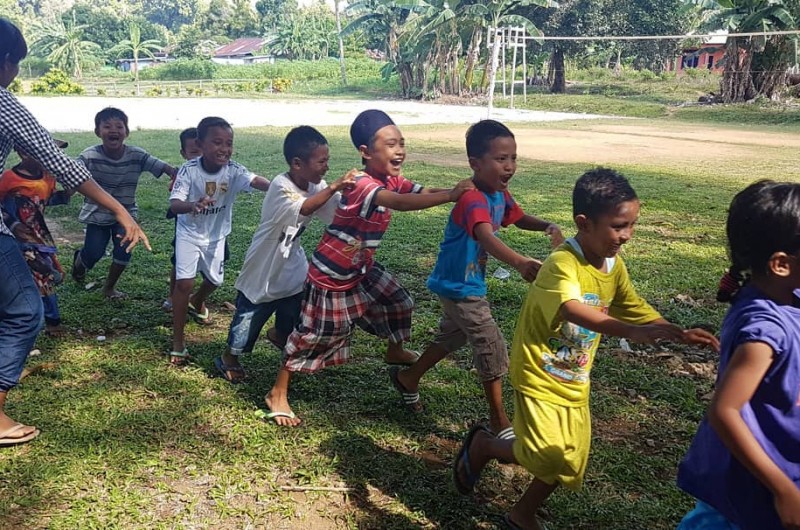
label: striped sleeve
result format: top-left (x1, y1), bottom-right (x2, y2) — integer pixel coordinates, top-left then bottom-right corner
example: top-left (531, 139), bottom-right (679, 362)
top-left (0, 88), bottom-right (91, 190)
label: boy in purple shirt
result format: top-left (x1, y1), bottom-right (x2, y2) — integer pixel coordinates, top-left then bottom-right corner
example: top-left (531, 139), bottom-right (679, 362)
top-left (677, 180), bottom-right (800, 530)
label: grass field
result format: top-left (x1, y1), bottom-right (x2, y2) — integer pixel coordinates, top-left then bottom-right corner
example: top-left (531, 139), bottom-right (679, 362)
top-left (0, 119), bottom-right (786, 529)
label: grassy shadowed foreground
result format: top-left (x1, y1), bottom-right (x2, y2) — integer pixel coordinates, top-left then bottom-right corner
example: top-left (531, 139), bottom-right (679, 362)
top-left (0, 120), bottom-right (780, 529)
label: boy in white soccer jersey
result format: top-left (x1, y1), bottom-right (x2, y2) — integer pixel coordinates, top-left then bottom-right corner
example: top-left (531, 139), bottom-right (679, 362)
top-left (168, 116), bottom-right (270, 365)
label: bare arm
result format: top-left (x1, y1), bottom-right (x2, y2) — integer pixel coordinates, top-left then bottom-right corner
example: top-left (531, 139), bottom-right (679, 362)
top-left (515, 214), bottom-right (565, 247)
top-left (708, 342), bottom-right (800, 529)
top-left (170, 196), bottom-right (215, 215)
top-left (250, 176), bottom-right (271, 191)
top-left (474, 222), bottom-right (541, 282)
top-left (374, 178), bottom-right (473, 211)
top-left (75, 179), bottom-right (151, 251)
top-left (299, 170), bottom-right (356, 217)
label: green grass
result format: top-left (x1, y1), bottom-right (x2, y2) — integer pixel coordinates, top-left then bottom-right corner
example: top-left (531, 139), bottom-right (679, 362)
top-left (0, 121), bottom-right (783, 529)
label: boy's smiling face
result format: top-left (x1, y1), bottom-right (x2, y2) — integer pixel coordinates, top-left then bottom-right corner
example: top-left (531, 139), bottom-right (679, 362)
top-left (470, 136), bottom-right (517, 193)
top-left (361, 125), bottom-right (405, 178)
top-left (199, 125), bottom-right (234, 173)
top-left (576, 199), bottom-right (640, 266)
top-left (96, 118), bottom-right (128, 157)
top-left (291, 144), bottom-right (330, 189)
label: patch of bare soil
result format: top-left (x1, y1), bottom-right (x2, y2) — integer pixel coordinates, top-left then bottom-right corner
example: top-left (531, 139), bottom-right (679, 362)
top-left (46, 218), bottom-right (84, 246)
top-left (406, 121), bottom-right (797, 167)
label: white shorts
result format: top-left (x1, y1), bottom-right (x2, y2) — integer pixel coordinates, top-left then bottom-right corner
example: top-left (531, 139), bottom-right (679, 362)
top-left (175, 237), bottom-right (225, 286)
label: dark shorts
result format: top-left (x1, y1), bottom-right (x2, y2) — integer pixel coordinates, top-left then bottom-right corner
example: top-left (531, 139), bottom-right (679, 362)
top-left (429, 296), bottom-right (508, 381)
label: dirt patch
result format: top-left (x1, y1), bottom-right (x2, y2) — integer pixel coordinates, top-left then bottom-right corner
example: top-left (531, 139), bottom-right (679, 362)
top-left (47, 218), bottom-right (84, 246)
top-left (405, 121), bottom-right (796, 167)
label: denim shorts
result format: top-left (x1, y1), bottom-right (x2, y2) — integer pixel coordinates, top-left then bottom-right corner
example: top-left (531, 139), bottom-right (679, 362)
top-left (226, 291), bottom-right (303, 355)
top-left (79, 222), bottom-right (131, 268)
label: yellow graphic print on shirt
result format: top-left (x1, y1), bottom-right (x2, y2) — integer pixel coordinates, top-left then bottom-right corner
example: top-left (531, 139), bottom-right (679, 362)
top-left (541, 293), bottom-right (605, 384)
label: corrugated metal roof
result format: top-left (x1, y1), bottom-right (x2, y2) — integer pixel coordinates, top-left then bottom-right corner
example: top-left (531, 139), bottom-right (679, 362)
top-left (214, 38), bottom-right (268, 57)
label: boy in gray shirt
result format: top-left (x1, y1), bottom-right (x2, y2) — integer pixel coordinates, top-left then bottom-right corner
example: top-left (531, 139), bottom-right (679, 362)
top-left (72, 107), bottom-right (176, 299)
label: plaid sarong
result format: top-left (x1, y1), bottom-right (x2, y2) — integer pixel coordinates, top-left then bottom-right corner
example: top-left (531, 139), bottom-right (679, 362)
top-left (283, 263), bottom-right (413, 372)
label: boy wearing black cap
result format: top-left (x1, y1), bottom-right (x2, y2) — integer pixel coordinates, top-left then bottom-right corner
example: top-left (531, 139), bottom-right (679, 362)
top-left (264, 109), bottom-right (474, 426)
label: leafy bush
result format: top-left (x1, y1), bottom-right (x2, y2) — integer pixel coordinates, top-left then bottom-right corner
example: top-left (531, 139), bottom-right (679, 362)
top-left (146, 85), bottom-right (164, 96)
top-left (18, 56), bottom-right (51, 77)
top-left (140, 59), bottom-right (217, 81)
top-left (272, 78), bottom-right (292, 93)
top-left (29, 69), bottom-right (86, 95)
top-left (8, 79), bottom-right (23, 94)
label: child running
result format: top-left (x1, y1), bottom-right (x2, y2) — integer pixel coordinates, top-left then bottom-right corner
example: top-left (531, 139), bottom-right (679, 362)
top-left (72, 107), bottom-right (177, 299)
top-left (390, 120), bottom-right (564, 440)
top-left (0, 141), bottom-right (73, 336)
top-left (215, 126), bottom-right (355, 383)
top-left (452, 168), bottom-right (719, 530)
top-left (676, 180), bottom-right (800, 530)
top-left (168, 116), bottom-right (270, 365)
top-left (264, 109), bottom-right (474, 426)
top-left (162, 127), bottom-right (203, 313)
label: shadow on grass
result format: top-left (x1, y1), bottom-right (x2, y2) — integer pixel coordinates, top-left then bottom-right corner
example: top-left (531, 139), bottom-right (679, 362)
top-left (320, 432), bottom-right (502, 530)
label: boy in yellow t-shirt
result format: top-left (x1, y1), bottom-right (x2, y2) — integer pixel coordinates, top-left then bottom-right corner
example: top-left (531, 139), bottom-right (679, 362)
top-left (452, 168), bottom-right (720, 529)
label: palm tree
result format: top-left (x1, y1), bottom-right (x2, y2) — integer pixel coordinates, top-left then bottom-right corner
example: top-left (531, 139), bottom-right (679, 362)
top-left (30, 14), bottom-right (102, 79)
top-left (691, 0), bottom-right (795, 101)
top-left (110, 22), bottom-right (164, 96)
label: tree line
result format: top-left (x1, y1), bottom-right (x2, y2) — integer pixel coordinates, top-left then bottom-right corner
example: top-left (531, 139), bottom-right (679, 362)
top-left (2, 0), bottom-right (798, 103)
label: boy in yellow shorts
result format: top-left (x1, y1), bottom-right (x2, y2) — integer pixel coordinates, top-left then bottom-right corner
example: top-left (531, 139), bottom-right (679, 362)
top-left (452, 168), bottom-right (720, 529)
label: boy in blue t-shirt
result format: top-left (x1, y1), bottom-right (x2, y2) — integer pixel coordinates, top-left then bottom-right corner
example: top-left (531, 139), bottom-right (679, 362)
top-left (389, 119), bottom-right (564, 438)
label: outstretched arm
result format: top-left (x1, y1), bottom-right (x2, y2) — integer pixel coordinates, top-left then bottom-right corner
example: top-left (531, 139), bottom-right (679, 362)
top-left (708, 342), bottom-right (800, 528)
top-left (474, 222), bottom-right (541, 282)
top-left (299, 170), bottom-right (356, 217)
top-left (250, 176), bottom-right (271, 191)
top-left (374, 178), bottom-right (474, 211)
top-left (76, 179), bottom-right (151, 251)
top-left (515, 214), bottom-right (564, 247)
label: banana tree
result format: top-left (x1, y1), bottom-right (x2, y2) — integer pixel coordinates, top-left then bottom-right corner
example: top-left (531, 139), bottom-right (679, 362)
top-left (30, 14), bottom-right (102, 79)
top-left (691, 0), bottom-right (795, 101)
top-left (343, 0), bottom-right (428, 97)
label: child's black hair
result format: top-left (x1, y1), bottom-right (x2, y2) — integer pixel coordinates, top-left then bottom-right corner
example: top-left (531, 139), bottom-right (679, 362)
top-left (94, 107), bottom-right (129, 134)
top-left (283, 126), bottom-right (327, 164)
top-left (719, 179), bottom-right (800, 302)
top-left (197, 117), bottom-right (232, 141)
top-left (179, 127), bottom-right (198, 151)
top-left (466, 119), bottom-right (514, 158)
top-left (573, 167), bottom-right (638, 220)
top-left (0, 18), bottom-right (27, 67)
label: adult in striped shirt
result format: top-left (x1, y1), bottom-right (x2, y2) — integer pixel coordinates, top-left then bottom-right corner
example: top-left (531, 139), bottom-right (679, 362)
top-left (71, 107), bottom-right (176, 299)
top-left (0, 18), bottom-right (149, 446)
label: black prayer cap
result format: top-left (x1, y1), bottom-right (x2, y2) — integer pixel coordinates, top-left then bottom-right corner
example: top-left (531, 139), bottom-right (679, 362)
top-left (350, 109), bottom-right (395, 149)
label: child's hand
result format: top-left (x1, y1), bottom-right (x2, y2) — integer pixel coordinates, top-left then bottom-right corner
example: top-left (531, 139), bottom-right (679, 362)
top-left (515, 258), bottom-right (542, 282)
top-left (449, 178), bottom-right (475, 201)
top-left (629, 322), bottom-right (686, 344)
top-left (774, 486), bottom-right (800, 530)
top-left (545, 223), bottom-right (565, 248)
top-left (333, 170), bottom-right (359, 192)
top-left (682, 328), bottom-right (720, 352)
top-left (194, 196), bottom-right (215, 214)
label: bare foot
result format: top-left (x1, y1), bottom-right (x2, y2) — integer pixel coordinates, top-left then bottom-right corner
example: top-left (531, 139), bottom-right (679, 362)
top-left (103, 289), bottom-right (127, 300)
top-left (384, 349), bottom-right (420, 366)
top-left (264, 392), bottom-right (301, 427)
top-left (0, 413), bottom-right (37, 442)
